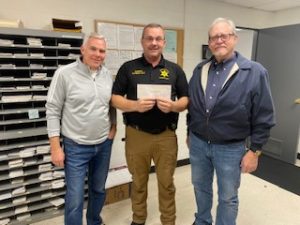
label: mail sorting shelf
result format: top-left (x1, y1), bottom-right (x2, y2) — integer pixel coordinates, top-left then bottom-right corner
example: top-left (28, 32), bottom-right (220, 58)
top-left (0, 27), bottom-right (83, 225)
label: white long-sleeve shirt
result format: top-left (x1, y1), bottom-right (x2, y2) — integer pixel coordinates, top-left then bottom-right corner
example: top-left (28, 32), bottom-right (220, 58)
top-left (46, 58), bottom-right (115, 145)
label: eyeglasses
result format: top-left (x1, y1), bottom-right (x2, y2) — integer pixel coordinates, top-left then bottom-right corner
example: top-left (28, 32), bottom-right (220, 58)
top-left (143, 36), bottom-right (165, 43)
top-left (209, 33), bottom-right (235, 43)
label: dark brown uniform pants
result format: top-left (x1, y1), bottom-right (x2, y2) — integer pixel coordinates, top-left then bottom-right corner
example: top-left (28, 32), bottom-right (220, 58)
top-left (125, 126), bottom-right (178, 225)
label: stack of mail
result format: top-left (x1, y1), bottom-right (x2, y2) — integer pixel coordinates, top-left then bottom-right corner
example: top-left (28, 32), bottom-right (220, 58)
top-left (12, 186), bottom-right (26, 196)
top-left (43, 154), bottom-right (51, 162)
top-left (39, 172), bottom-right (53, 181)
top-left (36, 145), bottom-right (50, 154)
top-left (19, 147), bottom-right (36, 158)
top-left (68, 53), bottom-right (80, 58)
top-left (48, 197), bottom-right (64, 207)
top-left (58, 43), bottom-right (71, 47)
top-left (38, 163), bottom-right (52, 172)
top-left (0, 52), bottom-right (13, 56)
top-left (0, 63), bottom-right (15, 68)
top-left (30, 53), bottom-right (44, 57)
top-left (11, 177), bottom-right (24, 184)
top-left (27, 37), bottom-right (42, 46)
top-left (1, 95), bottom-right (31, 102)
top-left (40, 181), bottom-right (52, 188)
top-left (15, 205), bottom-right (29, 214)
top-left (16, 86), bottom-right (30, 90)
top-left (9, 169), bottom-right (24, 178)
top-left (14, 53), bottom-right (28, 57)
top-left (8, 159), bottom-right (23, 168)
top-left (0, 39), bottom-right (13, 45)
top-left (0, 192), bottom-right (12, 201)
top-left (30, 63), bottom-right (43, 69)
top-left (13, 196), bottom-right (27, 204)
top-left (53, 170), bottom-right (64, 178)
top-left (31, 85), bottom-right (45, 89)
top-left (51, 179), bottom-right (65, 189)
top-left (0, 154), bottom-right (8, 160)
top-left (0, 218), bottom-right (10, 225)
top-left (0, 86), bottom-right (15, 90)
top-left (32, 95), bottom-right (47, 100)
top-left (8, 151), bottom-right (19, 158)
top-left (31, 72), bottom-right (47, 79)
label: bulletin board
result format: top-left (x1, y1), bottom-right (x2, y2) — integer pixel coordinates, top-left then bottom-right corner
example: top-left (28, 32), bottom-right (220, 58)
top-left (94, 20), bottom-right (184, 75)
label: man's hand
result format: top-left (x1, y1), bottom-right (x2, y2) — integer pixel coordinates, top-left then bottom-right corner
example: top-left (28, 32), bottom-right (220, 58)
top-left (108, 124), bottom-right (117, 140)
top-left (156, 97), bottom-right (174, 113)
top-left (51, 146), bottom-right (65, 167)
top-left (240, 150), bottom-right (259, 173)
top-left (49, 136), bottom-right (65, 167)
top-left (136, 98), bottom-right (156, 112)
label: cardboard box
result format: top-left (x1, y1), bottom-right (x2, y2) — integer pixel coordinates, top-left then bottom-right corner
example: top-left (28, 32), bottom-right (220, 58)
top-left (105, 182), bottom-right (131, 205)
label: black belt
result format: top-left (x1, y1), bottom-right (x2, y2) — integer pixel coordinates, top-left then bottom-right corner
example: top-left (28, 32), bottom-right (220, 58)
top-left (128, 124), bottom-right (167, 134)
top-left (192, 131), bottom-right (244, 144)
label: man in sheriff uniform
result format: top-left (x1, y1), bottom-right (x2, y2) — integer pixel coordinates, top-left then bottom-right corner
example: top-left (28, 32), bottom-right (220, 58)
top-left (112, 23), bottom-right (188, 225)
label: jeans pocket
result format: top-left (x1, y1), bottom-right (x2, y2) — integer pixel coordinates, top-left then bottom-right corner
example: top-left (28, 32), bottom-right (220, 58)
top-left (106, 138), bottom-right (114, 146)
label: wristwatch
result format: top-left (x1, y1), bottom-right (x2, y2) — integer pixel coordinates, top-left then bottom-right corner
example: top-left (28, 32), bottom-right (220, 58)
top-left (249, 148), bottom-right (262, 157)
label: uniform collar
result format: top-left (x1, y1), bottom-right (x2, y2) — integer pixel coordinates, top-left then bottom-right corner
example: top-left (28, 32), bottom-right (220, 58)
top-left (141, 54), bottom-right (165, 68)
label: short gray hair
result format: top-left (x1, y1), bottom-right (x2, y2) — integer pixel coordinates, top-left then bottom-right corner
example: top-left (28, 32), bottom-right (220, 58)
top-left (142, 23), bottom-right (165, 39)
top-left (82, 32), bottom-right (106, 46)
top-left (208, 17), bottom-right (237, 36)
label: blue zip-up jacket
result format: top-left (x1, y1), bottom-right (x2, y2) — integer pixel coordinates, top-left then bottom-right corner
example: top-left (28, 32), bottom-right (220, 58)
top-left (188, 52), bottom-right (275, 150)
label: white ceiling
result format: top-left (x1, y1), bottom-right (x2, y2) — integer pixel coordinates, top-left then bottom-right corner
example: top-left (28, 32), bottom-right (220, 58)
top-left (211, 0), bottom-right (300, 12)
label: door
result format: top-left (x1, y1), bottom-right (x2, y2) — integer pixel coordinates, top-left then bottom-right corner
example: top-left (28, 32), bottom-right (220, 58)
top-left (256, 24), bottom-right (300, 164)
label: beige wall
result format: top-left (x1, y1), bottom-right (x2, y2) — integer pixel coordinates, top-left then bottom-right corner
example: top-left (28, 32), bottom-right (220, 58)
top-left (1, 0), bottom-right (185, 32)
top-left (269, 7), bottom-right (300, 28)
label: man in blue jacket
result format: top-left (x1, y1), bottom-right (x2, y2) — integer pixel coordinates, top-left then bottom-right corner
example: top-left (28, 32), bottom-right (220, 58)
top-left (188, 18), bottom-right (275, 225)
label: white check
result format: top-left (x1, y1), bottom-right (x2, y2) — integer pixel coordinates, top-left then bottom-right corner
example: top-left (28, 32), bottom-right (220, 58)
top-left (137, 84), bottom-right (171, 99)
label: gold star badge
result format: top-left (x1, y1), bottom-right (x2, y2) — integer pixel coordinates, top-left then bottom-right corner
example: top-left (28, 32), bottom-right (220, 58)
top-left (159, 68), bottom-right (169, 79)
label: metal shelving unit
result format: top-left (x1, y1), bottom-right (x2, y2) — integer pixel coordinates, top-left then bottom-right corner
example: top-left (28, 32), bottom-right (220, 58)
top-left (0, 27), bottom-right (83, 225)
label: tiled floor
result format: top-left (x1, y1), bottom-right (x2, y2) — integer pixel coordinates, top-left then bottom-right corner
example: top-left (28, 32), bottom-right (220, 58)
top-left (32, 165), bottom-right (300, 225)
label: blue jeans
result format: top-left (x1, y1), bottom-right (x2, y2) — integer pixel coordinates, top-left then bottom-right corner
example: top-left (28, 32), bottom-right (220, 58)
top-left (189, 132), bottom-right (246, 225)
top-left (63, 137), bottom-right (113, 225)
